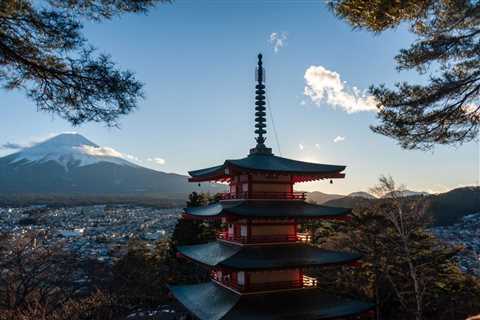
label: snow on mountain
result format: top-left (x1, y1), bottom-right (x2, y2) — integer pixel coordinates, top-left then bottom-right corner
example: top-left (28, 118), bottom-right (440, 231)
top-left (8, 133), bottom-right (137, 170)
top-left (347, 191), bottom-right (377, 199)
top-left (382, 190), bottom-right (430, 198)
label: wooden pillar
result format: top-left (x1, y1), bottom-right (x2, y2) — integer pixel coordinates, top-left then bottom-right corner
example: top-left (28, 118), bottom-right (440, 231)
top-left (248, 173), bottom-right (252, 198)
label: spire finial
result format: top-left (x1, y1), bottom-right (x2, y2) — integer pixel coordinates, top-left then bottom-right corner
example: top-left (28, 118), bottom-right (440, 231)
top-left (250, 53), bottom-right (272, 155)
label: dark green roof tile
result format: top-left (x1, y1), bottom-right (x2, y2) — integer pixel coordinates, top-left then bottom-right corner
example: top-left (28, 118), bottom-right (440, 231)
top-left (189, 153), bottom-right (345, 179)
top-left (177, 242), bottom-right (361, 270)
top-left (184, 200), bottom-right (351, 219)
top-left (169, 282), bottom-right (374, 320)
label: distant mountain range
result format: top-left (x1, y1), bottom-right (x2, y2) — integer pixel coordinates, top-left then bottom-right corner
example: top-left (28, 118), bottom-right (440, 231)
top-left (306, 189), bottom-right (432, 204)
top-left (313, 187), bottom-right (479, 226)
top-left (0, 133), bottom-right (477, 224)
top-left (0, 133), bottom-right (225, 198)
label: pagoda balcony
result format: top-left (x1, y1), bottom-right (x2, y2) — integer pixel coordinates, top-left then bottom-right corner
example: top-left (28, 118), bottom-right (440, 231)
top-left (217, 232), bottom-right (311, 244)
top-left (221, 191), bottom-right (306, 201)
top-left (212, 275), bottom-right (318, 293)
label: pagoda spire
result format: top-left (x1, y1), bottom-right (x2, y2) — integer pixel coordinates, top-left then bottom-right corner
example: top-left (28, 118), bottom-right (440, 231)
top-left (250, 53), bottom-right (272, 155)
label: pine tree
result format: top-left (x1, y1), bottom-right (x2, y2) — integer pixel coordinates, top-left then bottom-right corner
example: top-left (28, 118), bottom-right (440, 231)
top-left (329, 0), bottom-right (479, 149)
top-left (0, 0), bottom-right (170, 126)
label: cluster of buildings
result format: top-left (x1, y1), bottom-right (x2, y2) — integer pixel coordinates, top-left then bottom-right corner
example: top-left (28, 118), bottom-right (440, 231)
top-left (0, 204), bottom-right (181, 264)
top-left (431, 212), bottom-right (480, 276)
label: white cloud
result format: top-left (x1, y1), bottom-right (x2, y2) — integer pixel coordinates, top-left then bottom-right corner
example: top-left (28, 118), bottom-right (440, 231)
top-left (78, 145), bottom-right (124, 158)
top-left (269, 32), bottom-right (288, 53)
top-left (315, 143), bottom-right (320, 149)
top-left (300, 100), bottom-right (306, 106)
top-left (0, 132), bottom-right (59, 150)
top-left (124, 154), bottom-right (142, 162)
top-left (147, 157), bottom-right (166, 165)
top-left (0, 142), bottom-right (27, 150)
top-left (333, 136), bottom-right (346, 143)
top-left (298, 144), bottom-right (304, 151)
top-left (77, 146), bottom-right (142, 162)
top-left (304, 65), bottom-right (378, 113)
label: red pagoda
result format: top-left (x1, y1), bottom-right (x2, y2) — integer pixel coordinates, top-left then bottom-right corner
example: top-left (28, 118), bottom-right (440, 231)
top-left (169, 54), bottom-right (374, 320)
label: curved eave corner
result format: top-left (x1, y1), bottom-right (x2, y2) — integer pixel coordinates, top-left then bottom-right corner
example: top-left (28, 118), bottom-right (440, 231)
top-left (188, 164), bottom-right (227, 182)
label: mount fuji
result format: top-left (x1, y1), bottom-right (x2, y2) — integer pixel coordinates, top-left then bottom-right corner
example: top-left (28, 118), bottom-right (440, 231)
top-left (0, 133), bottom-right (224, 196)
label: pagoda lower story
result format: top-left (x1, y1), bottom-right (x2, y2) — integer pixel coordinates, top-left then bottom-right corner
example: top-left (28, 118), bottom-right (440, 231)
top-left (170, 200), bottom-right (374, 320)
top-left (168, 54), bottom-right (374, 319)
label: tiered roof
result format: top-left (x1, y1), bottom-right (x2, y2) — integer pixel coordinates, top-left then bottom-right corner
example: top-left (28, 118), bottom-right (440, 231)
top-left (189, 153), bottom-right (346, 183)
top-left (169, 282), bottom-right (373, 320)
top-left (183, 200), bottom-right (351, 220)
top-left (177, 242), bottom-right (361, 270)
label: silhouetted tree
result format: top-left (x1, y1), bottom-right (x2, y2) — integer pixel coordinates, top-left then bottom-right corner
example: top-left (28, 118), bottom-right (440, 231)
top-left (0, 0), bottom-right (170, 126)
top-left (0, 231), bottom-right (122, 320)
top-left (111, 238), bottom-right (172, 307)
top-left (171, 192), bottom-right (219, 246)
top-left (329, 0), bottom-right (479, 149)
top-left (316, 176), bottom-right (480, 320)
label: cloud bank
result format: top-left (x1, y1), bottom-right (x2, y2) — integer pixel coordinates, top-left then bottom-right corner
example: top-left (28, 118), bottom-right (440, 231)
top-left (0, 142), bottom-right (27, 150)
top-left (78, 145), bottom-right (124, 158)
top-left (147, 157), bottom-right (166, 165)
top-left (333, 136), bottom-right (346, 143)
top-left (304, 65), bottom-right (378, 113)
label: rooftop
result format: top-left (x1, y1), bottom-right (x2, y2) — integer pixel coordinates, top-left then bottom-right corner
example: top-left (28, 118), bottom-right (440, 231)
top-left (183, 200), bottom-right (351, 220)
top-left (177, 241), bottom-right (361, 270)
top-left (188, 153), bottom-right (346, 182)
top-left (169, 282), bottom-right (374, 320)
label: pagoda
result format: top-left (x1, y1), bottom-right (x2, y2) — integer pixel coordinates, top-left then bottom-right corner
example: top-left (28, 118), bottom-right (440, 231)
top-left (169, 54), bottom-right (374, 320)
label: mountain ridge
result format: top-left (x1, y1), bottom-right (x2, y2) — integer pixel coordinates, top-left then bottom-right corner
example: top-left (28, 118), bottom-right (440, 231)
top-left (320, 186), bottom-right (480, 226)
top-left (0, 133), bottom-right (225, 196)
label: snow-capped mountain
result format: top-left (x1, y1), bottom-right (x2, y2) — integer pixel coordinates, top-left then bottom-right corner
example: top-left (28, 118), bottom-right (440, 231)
top-left (7, 133), bottom-right (136, 170)
top-left (0, 133), bottom-right (225, 196)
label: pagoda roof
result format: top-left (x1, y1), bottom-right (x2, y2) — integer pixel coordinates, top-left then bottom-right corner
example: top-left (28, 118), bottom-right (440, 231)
top-left (169, 282), bottom-right (374, 320)
top-left (189, 153), bottom-right (345, 182)
top-left (177, 242), bottom-right (361, 270)
top-left (183, 200), bottom-right (351, 220)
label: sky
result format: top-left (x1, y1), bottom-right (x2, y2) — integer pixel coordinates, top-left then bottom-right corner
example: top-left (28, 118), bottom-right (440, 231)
top-left (1, 1), bottom-right (478, 195)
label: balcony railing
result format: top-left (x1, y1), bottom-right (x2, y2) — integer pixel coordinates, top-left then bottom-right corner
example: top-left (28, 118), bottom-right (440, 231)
top-left (217, 232), bottom-right (311, 244)
top-left (221, 191), bottom-right (306, 200)
top-left (296, 232), bottom-right (312, 243)
top-left (212, 274), bottom-right (318, 292)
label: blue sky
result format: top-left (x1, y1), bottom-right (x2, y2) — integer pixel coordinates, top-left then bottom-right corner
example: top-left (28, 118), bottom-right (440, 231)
top-left (1, 1), bottom-right (478, 194)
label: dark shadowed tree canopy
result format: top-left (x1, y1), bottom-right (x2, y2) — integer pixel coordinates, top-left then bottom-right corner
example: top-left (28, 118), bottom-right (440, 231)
top-left (329, 0), bottom-right (480, 149)
top-left (0, 0), bottom-right (169, 126)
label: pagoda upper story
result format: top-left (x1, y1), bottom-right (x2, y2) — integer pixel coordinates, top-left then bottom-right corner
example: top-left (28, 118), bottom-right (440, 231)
top-left (188, 54), bottom-right (346, 202)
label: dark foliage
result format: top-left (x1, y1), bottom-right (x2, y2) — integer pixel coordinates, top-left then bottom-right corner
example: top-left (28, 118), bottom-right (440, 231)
top-left (0, 232), bottom-right (125, 320)
top-left (111, 238), bottom-right (172, 306)
top-left (329, 0), bottom-right (480, 149)
top-left (0, 0), bottom-right (170, 126)
top-left (171, 192), bottom-right (220, 246)
top-left (312, 178), bottom-right (480, 320)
